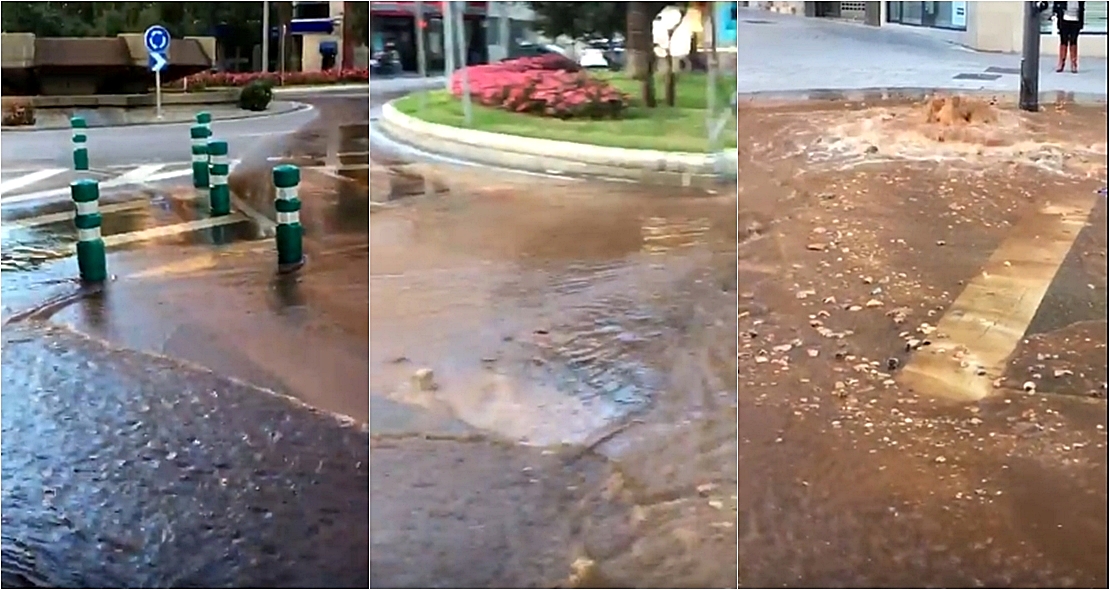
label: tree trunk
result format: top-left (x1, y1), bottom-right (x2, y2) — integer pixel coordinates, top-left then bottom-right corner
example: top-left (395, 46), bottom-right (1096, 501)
top-left (626, 1), bottom-right (656, 107)
top-left (626, 2), bottom-right (650, 80)
top-left (663, 54), bottom-right (675, 107)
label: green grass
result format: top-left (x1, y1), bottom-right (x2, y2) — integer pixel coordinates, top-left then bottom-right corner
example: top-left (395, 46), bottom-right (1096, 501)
top-left (393, 72), bottom-right (737, 153)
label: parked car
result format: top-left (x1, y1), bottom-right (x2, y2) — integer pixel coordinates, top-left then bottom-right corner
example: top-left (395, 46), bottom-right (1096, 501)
top-left (513, 42), bottom-right (567, 59)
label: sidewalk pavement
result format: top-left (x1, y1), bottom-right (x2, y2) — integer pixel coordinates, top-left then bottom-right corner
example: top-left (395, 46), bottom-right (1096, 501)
top-left (735, 8), bottom-right (1108, 96)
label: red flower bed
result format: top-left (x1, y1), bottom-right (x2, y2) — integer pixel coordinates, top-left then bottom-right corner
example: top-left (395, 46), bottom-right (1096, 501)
top-left (176, 68), bottom-right (369, 91)
top-left (450, 56), bottom-right (628, 119)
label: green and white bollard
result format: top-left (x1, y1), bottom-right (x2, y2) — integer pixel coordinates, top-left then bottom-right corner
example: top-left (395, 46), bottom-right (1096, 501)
top-left (71, 116), bottom-right (89, 171)
top-left (272, 164), bottom-right (305, 273)
top-left (207, 139), bottom-right (231, 216)
top-left (71, 179), bottom-right (106, 282)
top-left (190, 124), bottom-right (210, 189)
top-left (196, 111), bottom-right (212, 137)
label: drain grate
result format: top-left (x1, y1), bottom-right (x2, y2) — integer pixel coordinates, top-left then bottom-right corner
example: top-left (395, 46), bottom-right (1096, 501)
top-left (742, 19), bottom-right (774, 24)
top-left (953, 73), bottom-right (1002, 81)
top-left (985, 66), bottom-right (1021, 75)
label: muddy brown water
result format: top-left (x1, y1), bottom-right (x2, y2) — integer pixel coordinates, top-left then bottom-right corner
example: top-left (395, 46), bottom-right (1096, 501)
top-left (366, 164), bottom-right (740, 587)
top-left (736, 95), bottom-right (1107, 586)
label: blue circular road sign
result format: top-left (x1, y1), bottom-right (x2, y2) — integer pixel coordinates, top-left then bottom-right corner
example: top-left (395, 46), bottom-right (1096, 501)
top-left (144, 25), bottom-right (171, 53)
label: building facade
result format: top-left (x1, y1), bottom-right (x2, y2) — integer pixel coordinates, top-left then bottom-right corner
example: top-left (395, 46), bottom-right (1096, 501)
top-left (760, 1), bottom-right (1109, 57)
top-left (369, 1), bottom-right (539, 73)
top-left (290, 0), bottom-right (349, 72)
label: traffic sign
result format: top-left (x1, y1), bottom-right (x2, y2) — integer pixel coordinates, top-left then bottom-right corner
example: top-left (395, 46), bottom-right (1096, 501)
top-left (143, 25), bottom-right (170, 53)
top-left (148, 52), bottom-right (168, 73)
top-left (144, 25), bottom-right (171, 121)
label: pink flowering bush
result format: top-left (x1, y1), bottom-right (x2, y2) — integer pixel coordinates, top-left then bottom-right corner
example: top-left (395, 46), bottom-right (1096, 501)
top-left (174, 68), bottom-right (369, 91)
top-left (450, 56), bottom-right (628, 119)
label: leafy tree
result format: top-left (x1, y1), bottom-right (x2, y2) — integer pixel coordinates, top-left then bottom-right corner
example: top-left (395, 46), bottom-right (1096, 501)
top-left (528, 1), bottom-right (627, 39)
top-left (528, 1), bottom-right (669, 107)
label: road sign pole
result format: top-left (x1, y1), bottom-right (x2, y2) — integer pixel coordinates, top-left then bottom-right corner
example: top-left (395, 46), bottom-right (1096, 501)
top-left (144, 24), bottom-right (170, 117)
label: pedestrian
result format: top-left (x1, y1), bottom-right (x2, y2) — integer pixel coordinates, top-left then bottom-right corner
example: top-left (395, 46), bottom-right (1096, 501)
top-left (1049, 1), bottom-right (1085, 73)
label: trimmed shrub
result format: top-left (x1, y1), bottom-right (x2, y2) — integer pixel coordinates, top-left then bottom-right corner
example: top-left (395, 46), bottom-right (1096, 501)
top-left (449, 57), bottom-right (628, 119)
top-left (178, 68), bottom-right (369, 92)
top-left (238, 80), bottom-right (273, 111)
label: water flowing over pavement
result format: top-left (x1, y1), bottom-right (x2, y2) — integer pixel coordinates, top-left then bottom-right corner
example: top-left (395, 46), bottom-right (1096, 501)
top-left (1, 95), bottom-right (373, 588)
top-left (3, 88), bottom-right (741, 587)
top-left (736, 91), bottom-right (1107, 587)
top-left (366, 161), bottom-right (740, 586)
top-left (1, 322), bottom-right (369, 588)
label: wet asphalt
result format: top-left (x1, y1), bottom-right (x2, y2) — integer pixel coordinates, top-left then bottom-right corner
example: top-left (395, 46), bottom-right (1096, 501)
top-left (1, 96), bottom-right (371, 588)
top-left (1, 321), bottom-right (368, 588)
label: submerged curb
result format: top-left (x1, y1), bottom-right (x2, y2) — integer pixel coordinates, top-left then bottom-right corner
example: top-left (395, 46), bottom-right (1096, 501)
top-left (378, 101), bottom-right (738, 185)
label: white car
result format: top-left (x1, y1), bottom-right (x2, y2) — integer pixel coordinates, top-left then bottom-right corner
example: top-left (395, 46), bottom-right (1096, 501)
top-left (578, 48), bottom-right (609, 69)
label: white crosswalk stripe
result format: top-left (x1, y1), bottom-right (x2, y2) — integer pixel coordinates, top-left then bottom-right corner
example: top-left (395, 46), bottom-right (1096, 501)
top-left (0, 168), bottom-right (67, 196)
top-left (0, 161), bottom-right (240, 205)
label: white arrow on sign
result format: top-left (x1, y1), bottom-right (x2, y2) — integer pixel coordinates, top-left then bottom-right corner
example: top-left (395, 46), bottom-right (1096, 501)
top-left (150, 51), bottom-right (168, 73)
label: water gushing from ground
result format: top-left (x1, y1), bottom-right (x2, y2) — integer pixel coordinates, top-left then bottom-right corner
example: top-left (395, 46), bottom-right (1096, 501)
top-left (736, 94), bottom-right (1107, 586)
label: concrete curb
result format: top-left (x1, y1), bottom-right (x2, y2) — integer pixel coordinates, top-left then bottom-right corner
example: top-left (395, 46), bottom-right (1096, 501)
top-left (273, 84), bottom-right (370, 94)
top-left (378, 101), bottom-right (738, 184)
top-left (1, 101), bottom-right (310, 132)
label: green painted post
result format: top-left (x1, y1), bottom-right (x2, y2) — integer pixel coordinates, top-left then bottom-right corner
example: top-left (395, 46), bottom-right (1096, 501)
top-left (272, 164), bottom-right (304, 273)
top-left (70, 179), bottom-right (106, 282)
top-left (207, 139), bottom-right (231, 216)
top-left (71, 116), bottom-right (89, 171)
top-left (190, 125), bottom-right (210, 189)
top-left (196, 112), bottom-right (212, 137)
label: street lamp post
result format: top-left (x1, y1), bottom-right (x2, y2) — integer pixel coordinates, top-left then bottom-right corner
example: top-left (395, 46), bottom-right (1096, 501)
top-left (1020, 1), bottom-right (1044, 112)
top-left (262, 0), bottom-right (270, 73)
top-left (414, 0), bottom-right (428, 109)
top-left (454, 1), bottom-right (472, 126)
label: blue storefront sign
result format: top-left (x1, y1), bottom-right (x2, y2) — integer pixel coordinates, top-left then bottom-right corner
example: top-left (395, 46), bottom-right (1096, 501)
top-left (718, 2), bottom-right (737, 45)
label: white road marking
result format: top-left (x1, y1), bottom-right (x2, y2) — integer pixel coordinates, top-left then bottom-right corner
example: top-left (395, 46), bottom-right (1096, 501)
top-left (1, 200), bottom-right (149, 230)
top-left (0, 161), bottom-right (238, 205)
top-left (143, 168), bottom-right (195, 183)
top-left (101, 214), bottom-right (247, 248)
top-left (112, 164), bottom-right (165, 184)
top-left (899, 193), bottom-right (1097, 401)
top-left (0, 168), bottom-right (67, 195)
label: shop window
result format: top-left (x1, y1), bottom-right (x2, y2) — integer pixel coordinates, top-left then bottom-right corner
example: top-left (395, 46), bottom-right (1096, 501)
top-left (293, 1), bottom-right (330, 21)
top-left (1041, 1), bottom-right (1109, 34)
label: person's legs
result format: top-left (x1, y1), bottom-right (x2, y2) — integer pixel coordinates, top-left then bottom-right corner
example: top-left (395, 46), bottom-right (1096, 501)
top-left (1060, 22), bottom-right (1080, 72)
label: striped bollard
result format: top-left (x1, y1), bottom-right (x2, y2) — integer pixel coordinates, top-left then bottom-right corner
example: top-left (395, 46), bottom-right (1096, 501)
top-left (71, 116), bottom-right (89, 171)
top-left (196, 112), bottom-right (211, 137)
top-left (207, 139), bottom-right (231, 216)
top-left (190, 125), bottom-right (210, 189)
top-left (71, 179), bottom-right (106, 282)
top-left (272, 165), bottom-right (305, 273)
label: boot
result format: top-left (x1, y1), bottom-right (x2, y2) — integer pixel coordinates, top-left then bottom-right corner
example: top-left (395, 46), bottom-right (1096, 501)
top-left (1056, 44), bottom-right (1067, 72)
top-left (1069, 44), bottom-right (1079, 73)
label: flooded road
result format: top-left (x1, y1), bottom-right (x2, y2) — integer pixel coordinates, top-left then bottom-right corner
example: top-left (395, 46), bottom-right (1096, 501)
top-left (735, 91), bottom-right (1107, 587)
top-left (2, 96), bottom-right (374, 588)
top-left (367, 161), bottom-right (740, 586)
